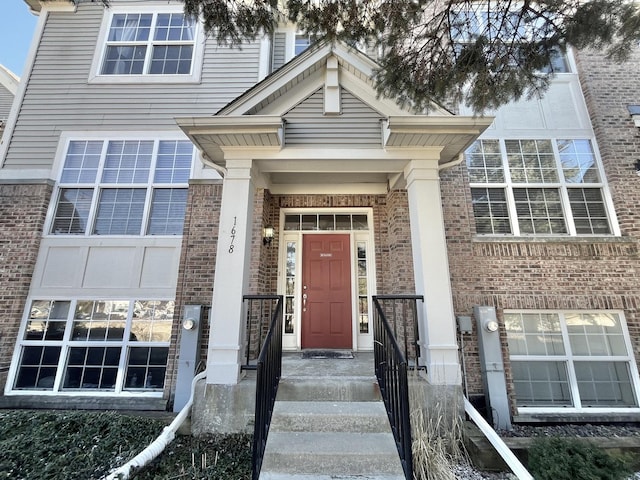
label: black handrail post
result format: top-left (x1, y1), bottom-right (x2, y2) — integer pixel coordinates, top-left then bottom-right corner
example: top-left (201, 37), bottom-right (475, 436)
top-left (372, 296), bottom-right (415, 480)
top-left (250, 295), bottom-right (283, 480)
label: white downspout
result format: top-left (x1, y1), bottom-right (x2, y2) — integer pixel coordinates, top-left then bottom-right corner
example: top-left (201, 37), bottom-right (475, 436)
top-left (103, 370), bottom-right (207, 480)
top-left (463, 397), bottom-right (533, 480)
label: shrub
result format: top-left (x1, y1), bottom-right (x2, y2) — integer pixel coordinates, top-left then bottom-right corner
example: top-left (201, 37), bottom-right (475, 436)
top-left (528, 437), bottom-right (631, 480)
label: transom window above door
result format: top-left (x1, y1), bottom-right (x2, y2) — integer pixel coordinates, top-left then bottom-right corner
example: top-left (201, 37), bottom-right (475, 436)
top-left (284, 213), bottom-right (369, 231)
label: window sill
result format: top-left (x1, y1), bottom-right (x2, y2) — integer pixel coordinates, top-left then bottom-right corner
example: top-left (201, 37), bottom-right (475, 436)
top-left (472, 235), bottom-right (634, 244)
top-left (514, 410), bottom-right (640, 424)
top-left (88, 74), bottom-right (202, 85)
top-left (0, 392), bottom-right (167, 411)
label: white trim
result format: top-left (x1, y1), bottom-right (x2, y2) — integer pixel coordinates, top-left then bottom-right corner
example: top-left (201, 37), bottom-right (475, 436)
top-left (505, 309), bottom-right (640, 413)
top-left (469, 137), bottom-right (620, 237)
top-left (0, 8), bottom-right (47, 168)
top-left (257, 34), bottom-right (271, 82)
top-left (5, 297), bottom-right (173, 397)
top-left (0, 65), bottom-right (19, 95)
top-left (88, 4), bottom-right (205, 85)
top-left (45, 131), bottom-right (194, 239)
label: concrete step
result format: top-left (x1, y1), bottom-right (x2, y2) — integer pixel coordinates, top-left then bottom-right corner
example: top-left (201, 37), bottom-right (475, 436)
top-left (276, 376), bottom-right (381, 402)
top-left (260, 474), bottom-right (405, 480)
top-left (259, 431), bottom-right (405, 477)
top-left (270, 400), bottom-right (391, 433)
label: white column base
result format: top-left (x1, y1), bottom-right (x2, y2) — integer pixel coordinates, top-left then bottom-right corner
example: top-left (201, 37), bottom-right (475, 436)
top-left (422, 343), bottom-right (461, 385)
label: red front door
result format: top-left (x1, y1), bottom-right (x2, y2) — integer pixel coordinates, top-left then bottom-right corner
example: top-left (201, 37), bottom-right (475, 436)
top-left (301, 234), bottom-right (353, 349)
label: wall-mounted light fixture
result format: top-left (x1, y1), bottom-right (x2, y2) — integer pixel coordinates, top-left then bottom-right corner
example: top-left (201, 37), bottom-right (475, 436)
top-left (628, 105), bottom-right (640, 127)
top-left (263, 225), bottom-right (274, 246)
top-left (635, 160), bottom-right (640, 176)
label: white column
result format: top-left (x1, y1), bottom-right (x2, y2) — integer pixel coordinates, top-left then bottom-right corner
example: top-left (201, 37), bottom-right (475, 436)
top-left (206, 159), bottom-right (255, 384)
top-left (404, 159), bottom-right (461, 385)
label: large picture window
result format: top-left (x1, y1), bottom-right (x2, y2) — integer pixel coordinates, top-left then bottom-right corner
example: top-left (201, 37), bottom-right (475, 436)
top-left (51, 139), bottom-right (192, 236)
top-left (505, 311), bottom-right (640, 410)
top-left (100, 12), bottom-right (196, 76)
top-left (467, 139), bottom-right (614, 236)
top-left (12, 299), bottom-right (173, 394)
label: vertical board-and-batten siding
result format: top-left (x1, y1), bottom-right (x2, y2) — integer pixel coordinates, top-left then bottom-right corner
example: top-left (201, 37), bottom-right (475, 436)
top-left (4, 1), bottom-right (262, 169)
top-left (284, 87), bottom-right (383, 146)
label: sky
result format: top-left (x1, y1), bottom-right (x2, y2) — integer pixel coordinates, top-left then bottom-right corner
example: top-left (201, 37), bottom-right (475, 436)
top-left (0, 1), bottom-right (38, 77)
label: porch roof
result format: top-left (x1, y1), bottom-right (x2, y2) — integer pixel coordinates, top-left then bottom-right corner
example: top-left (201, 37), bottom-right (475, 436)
top-left (175, 42), bottom-right (493, 191)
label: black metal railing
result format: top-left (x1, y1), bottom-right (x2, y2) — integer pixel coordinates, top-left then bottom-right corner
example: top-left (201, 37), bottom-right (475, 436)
top-left (373, 296), bottom-right (414, 480)
top-left (242, 295), bottom-right (282, 370)
top-left (251, 295), bottom-right (283, 480)
top-left (373, 295), bottom-right (424, 368)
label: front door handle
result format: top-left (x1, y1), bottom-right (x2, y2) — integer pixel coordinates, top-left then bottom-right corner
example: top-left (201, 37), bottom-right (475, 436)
top-left (303, 293), bottom-right (307, 309)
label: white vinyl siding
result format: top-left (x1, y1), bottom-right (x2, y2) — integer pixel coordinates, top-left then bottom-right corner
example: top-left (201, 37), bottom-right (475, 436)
top-left (284, 88), bottom-right (383, 147)
top-left (3, 2), bottom-right (261, 170)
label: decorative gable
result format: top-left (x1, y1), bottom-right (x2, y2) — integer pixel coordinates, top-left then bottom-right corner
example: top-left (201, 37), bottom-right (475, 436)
top-left (284, 87), bottom-right (383, 147)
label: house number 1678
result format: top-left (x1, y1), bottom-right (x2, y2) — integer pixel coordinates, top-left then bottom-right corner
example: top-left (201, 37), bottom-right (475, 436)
top-left (228, 217), bottom-right (237, 253)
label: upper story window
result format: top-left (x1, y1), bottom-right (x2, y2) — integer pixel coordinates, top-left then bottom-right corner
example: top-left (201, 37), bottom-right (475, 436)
top-left (467, 139), bottom-right (615, 236)
top-left (90, 7), bottom-right (204, 83)
top-left (450, 7), bottom-right (570, 73)
top-left (102, 13), bottom-right (196, 75)
top-left (50, 138), bottom-right (193, 237)
top-left (271, 29), bottom-right (317, 72)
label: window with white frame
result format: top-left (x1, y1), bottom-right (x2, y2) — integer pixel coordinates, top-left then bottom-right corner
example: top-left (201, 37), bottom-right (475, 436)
top-left (467, 139), bottom-right (613, 236)
top-left (99, 11), bottom-right (197, 76)
top-left (50, 139), bottom-right (192, 236)
top-left (505, 311), bottom-right (640, 409)
top-left (450, 6), bottom-right (570, 73)
top-left (13, 299), bottom-right (173, 394)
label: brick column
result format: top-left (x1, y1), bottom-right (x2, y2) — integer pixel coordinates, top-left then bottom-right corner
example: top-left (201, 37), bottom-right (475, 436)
top-left (206, 160), bottom-right (256, 385)
top-left (404, 160), bottom-right (461, 385)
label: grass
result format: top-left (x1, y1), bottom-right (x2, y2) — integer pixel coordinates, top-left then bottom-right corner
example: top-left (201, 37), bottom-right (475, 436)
top-left (0, 410), bottom-right (252, 480)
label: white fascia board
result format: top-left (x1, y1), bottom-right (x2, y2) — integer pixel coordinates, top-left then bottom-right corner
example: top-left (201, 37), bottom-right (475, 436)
top-left (0, 66), bottom-right (19, 95)
top-left (218, 43), bottom-right (334, 116)
top-left (387, 115), bottom-right (495, 134)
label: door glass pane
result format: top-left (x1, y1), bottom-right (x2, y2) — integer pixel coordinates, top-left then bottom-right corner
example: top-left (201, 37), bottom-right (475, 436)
top-left (285, 241), bottom-right (296, 334)
top-left (352, 214), bottom-right (368, 230)
top-left (356, 242), bottom-right (369, 334)
top-left (301, 215), bottom-right (317, 230)
top-left (335, 215), bottom-right (351, 230)
top-left (318, 215), bottom-right (334, 230)
top-left (284, 214), bottom-right (300, 230)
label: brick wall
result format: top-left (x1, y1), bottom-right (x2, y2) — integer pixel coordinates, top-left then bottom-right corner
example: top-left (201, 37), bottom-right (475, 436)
top-left (166, 181), bottom-right (222, 400)
top-left (442, 49), bottom-right (640, 414)
top-left (0, 181), bottom-right (52, 393)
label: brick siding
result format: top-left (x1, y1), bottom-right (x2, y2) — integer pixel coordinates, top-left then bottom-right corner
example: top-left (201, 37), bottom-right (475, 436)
top-left (0, 182), bottom-right (53, 394)
top-left (442, 49), bottom-right (640, 415)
